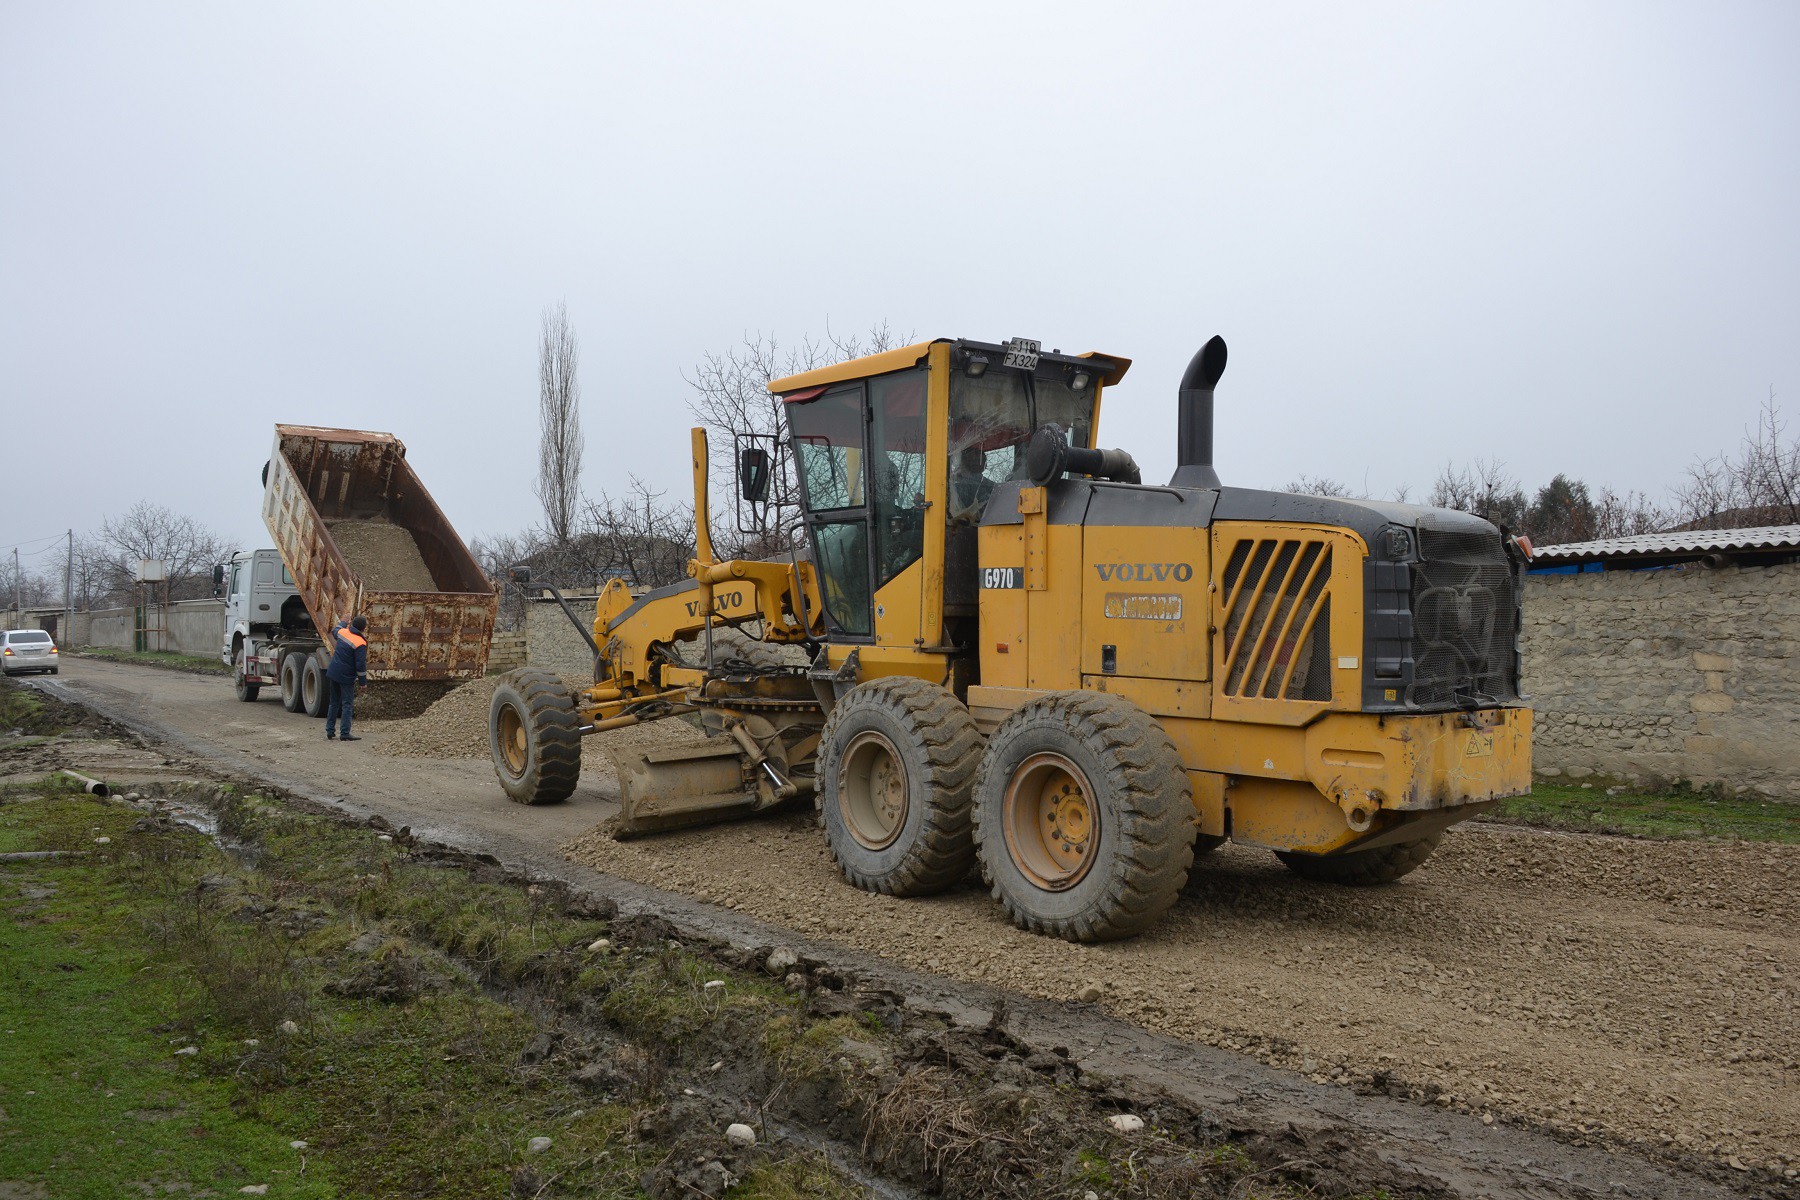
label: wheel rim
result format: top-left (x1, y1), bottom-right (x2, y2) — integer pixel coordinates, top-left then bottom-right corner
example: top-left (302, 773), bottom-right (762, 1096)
top-left (497, 702), bottom-right (528, 777)
top-left (1003, 751), bottom-right (1100, 891)
top-left (838, 730), bottom-right (907, 851)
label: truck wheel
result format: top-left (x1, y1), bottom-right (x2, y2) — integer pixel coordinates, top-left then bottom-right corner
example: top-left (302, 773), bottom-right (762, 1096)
top-left (301, 654), bottom-right (330, 718)
top-left (1275, 834), bottom-right (1441, 886)
top-left (973, 693), bottom-right (1194, 942)
top-left (488, 668), bottom-right (582, 805)
top-left (279, 652), bottom-right (306, 713)
top-left (233, 647), bottom-right (260, 702)
top-left (818, 677), bottom-right (983, 897)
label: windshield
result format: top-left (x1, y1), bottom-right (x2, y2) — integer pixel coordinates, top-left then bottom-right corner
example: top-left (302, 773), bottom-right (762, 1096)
top-left (946, 368), bottom-right (1098, 523)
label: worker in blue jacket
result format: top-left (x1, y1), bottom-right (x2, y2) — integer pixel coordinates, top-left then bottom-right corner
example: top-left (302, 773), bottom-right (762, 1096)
top-left (325, 615), bottom-right (369, 742)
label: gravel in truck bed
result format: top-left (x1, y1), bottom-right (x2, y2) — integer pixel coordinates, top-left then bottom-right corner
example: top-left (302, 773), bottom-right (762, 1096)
top-left (328, 519), bottom-right (437, 592)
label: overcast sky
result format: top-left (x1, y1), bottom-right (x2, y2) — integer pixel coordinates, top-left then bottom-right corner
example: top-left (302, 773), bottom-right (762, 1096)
top-left (3, 2), bottom-right (1797, 568)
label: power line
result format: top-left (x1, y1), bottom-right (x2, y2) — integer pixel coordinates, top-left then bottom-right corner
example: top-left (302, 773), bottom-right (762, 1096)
top-left (0, 531), bottom-right (69, 553)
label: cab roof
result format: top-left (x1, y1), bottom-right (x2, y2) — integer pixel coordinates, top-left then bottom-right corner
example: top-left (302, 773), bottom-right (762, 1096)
top-left (766, 338), bottom-right (1130, 396)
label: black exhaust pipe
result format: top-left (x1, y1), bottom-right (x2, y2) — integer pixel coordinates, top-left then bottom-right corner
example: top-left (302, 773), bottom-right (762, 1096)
top-left (1170, 335), bottom-right (1227, 489)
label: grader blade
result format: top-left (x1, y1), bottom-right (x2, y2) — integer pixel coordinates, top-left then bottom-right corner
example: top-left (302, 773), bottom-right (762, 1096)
top-left (611, 740), bottom-right (759, 838)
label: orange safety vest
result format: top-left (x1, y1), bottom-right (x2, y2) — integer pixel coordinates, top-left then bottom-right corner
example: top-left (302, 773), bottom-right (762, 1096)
top-left (338, 629), bottom-right (367, 649)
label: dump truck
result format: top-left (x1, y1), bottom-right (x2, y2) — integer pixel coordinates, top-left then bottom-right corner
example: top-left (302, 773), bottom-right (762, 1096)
top-left (491, 337), bottom-right (1532, 940)
top-left (220, 424), bottom-right (498, 714)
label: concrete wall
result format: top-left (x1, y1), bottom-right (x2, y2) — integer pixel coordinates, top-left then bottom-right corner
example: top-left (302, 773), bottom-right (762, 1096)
top-left (68, 599), bottom-right (226, 659)
top-left (1522, 563), bottom-right (1800, 798)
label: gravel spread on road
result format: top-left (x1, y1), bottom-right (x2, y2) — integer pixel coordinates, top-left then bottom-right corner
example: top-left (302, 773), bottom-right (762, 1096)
top-left (564, 816), bottom-right (1800, 1179)
top-left (329, 519), bottom-right (436, 592)
top-left (369, 675), bottom-right (706, 777)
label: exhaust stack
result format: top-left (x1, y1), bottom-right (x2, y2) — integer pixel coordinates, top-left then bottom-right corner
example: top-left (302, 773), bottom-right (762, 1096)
top-left (1170, 335), bottom-right (1227, 489)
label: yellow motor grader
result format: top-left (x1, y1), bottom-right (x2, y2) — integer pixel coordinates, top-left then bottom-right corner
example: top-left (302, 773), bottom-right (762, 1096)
top-left (490, 335), bottom-right (1532, 941)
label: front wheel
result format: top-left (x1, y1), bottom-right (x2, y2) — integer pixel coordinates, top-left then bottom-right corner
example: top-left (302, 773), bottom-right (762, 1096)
top-left (973, 692), bottom-right (1195, 942)
top-left (488, 669), bottom-right (582, 805)
top-left (1275, 834), bottom-right (1442, 886)
top-left (233, 647), bottom-right (260, 702)
top-left (817, 677), bottom-right (984, 897)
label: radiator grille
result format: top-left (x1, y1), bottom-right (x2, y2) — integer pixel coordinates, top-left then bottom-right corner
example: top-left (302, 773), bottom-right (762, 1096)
top-left (1409, 528), bottom-right (1520, 707)
top-left (1219, 538), bottom-right (1333, 701)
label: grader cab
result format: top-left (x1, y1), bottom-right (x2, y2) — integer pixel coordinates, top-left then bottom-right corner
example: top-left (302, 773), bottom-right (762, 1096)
top-left (489, 335), bottom-right (1532, 941)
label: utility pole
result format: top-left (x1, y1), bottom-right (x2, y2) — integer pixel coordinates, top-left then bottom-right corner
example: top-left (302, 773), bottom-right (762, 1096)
top-left (11, 547), bottom-right (20, 617)
top-left (64, 530), bottom-right (74, 644)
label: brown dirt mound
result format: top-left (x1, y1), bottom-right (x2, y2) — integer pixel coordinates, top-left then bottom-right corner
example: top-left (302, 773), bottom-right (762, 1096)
top-left (329, 519), bottom-right (436, 592)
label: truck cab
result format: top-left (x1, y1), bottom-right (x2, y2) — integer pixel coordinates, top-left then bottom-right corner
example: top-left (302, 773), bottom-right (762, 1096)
top-left (217, 548), bottom-right (311, 667)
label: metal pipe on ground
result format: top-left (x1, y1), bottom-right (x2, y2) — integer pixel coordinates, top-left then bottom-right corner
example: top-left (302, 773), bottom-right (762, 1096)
top-left (58, 770), bottom-right (111, 797)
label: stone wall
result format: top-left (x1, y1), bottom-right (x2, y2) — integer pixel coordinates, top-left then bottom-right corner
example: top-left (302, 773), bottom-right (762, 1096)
top-left (524, 600), bottom-right (599, 686)
top-left (1521, 563), bottom-right (1800, 799)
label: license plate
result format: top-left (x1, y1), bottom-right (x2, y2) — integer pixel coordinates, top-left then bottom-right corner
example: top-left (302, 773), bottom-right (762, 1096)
top-left (1002, 338), bottom-right (1040, 370)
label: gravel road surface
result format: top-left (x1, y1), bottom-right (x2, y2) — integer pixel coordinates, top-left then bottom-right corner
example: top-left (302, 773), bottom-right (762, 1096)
top-left (27, 656), bottom-right (1797, 1197)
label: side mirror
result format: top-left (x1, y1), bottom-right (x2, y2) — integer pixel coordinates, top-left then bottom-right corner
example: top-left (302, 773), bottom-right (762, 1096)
top-left (211, 563), bottom-right (225, 597)
top-left (739, 447), bottom-right (771, 504)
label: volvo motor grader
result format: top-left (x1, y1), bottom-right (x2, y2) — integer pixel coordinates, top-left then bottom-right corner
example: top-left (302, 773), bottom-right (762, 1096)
top-left (490, 335), bottom-right (1532, 941)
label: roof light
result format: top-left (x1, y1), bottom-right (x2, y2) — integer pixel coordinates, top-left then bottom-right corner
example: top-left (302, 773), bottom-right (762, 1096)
top-left (1069, 367), bottom-right (1092, 392)
top-left (964, 353), bottom-right (989, 379)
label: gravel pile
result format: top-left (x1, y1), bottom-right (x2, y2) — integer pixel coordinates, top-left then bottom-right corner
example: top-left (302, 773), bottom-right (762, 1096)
top-left (371, 674), bottom-right (707, 778)
top-left (330, 520), bottom-right (437, 592)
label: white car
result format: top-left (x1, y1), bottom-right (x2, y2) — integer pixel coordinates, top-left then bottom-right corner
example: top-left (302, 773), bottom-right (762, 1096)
top-left (1, 628), bottom-right (59, 675)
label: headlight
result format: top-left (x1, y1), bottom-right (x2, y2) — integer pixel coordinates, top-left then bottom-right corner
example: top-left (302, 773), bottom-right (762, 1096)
top-left (1382, 526), bottom-right (1414, 560)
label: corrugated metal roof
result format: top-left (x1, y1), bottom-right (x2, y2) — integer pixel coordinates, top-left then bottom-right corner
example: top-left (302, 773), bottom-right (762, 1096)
top-left (1531, 525), bottom-right (1800, 565)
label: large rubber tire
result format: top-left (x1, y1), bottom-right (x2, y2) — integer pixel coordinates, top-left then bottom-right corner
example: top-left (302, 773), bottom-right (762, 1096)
top-left (488, 668), bottom-right (582, 805)
top-left (817, 677), bottom-right (983, 897)
top-left (1275, 834), bottom-right (1442, 886)
top-left (973, 692), bottom-right (1195, 942)
top-left (279, 652), bottom-right (306, 713)
top-left (233, 646), bottom-right (260, 702)
top-left (708, 625), bottom-right (803, 670)
top-left (301, 654), bottom-right (329, 718)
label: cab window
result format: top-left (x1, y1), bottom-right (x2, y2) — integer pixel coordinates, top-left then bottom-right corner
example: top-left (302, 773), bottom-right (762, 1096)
top-left (868, 369), bottom-right (927, 586)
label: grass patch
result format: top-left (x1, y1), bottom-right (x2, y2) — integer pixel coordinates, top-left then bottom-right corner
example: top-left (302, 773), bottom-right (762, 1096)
top-left (0, 783), bottom-right (862, 1199)
top-left (73, 646), bottom-right (228, 674)
top-left (1483, 781), bottom-right (1800, 843)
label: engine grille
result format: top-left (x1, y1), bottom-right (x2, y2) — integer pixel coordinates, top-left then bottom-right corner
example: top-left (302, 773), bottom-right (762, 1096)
top-left (1219, 537), bottom-right (1334, 701)
top-left (1408, 528), bottom-right (1520, 708)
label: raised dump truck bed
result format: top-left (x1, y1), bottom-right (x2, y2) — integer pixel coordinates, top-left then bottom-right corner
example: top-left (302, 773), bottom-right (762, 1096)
top-left (261, 424), bottom-right (497, 681)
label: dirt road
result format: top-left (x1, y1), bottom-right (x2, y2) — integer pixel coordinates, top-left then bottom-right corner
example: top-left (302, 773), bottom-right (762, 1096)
top-left (29, 657), bottom-right (1799, 1197)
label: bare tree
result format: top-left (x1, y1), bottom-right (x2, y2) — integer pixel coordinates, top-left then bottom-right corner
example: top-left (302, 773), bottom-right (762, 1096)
top-left (97, 502), bottom-right (233, 601)
top-left (1280, 474), bottom-right (1359, 498)
top-left (536, 301), bottom-right (585, 546)
top-left (1591, 487), bottom-right (1668, 540)
top-left (1673, 391), bottom-right (1800, 529)
top-left (582, 478), bottom-right (694, 588)
top-left (1429, 458), bottom-right (1529, 529)
top-left (44, 534), bottom-right (112, 610)
top-left (685, 322), bottom-right (903, 559)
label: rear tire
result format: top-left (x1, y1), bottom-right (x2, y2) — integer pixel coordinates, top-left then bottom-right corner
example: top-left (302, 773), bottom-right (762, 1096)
top-left (973, 692), bottom-right (1194, 942)
top-left (233, 647), bottom-right (260, 702)
top-left (1275, 834), bottom-right (1441, 885)
top-left (818, 677), bottom-right (983, 897)
top-left (279, 652), bottom-right (306, 713)
top-left (488, 668), bottom-right (582, 805)
top-left (301, 654), bottom-right (329, 718)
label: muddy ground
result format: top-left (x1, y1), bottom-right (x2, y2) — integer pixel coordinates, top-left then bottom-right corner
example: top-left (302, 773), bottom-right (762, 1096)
top-left (18, 657), bottom-right (1798, 1198)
